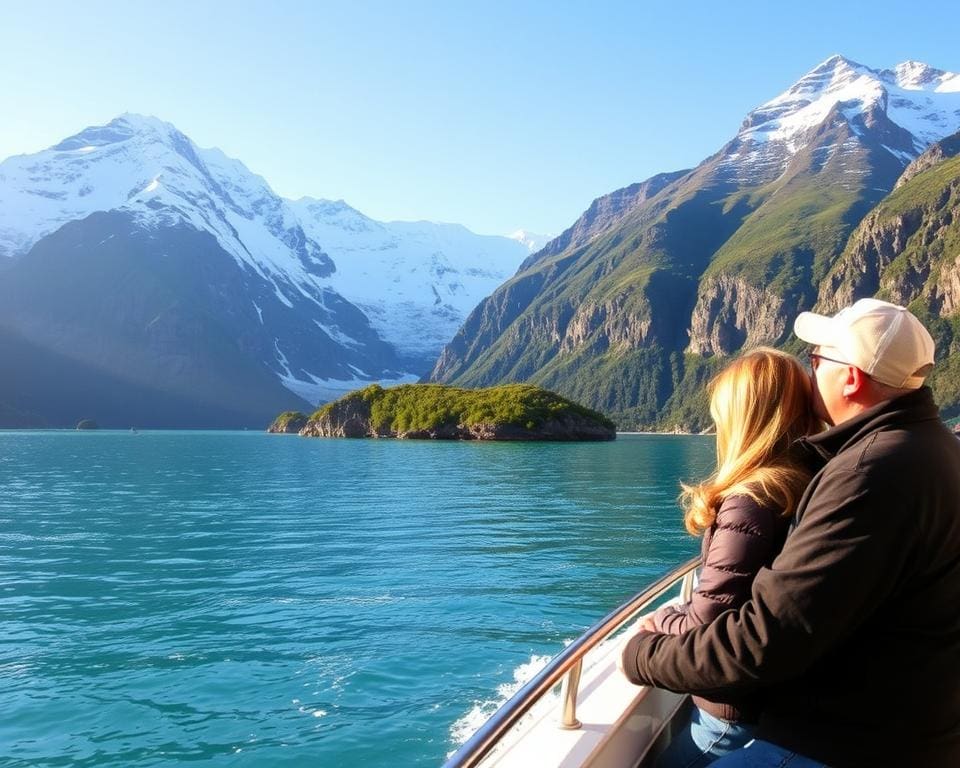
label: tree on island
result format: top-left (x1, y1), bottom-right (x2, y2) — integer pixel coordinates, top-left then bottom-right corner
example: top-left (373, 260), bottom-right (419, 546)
top-left (281, 383), bottom-right (616, 441)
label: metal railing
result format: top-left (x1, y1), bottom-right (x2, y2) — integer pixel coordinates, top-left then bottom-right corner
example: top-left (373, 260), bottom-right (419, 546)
top-left (443, 556), bottom-right (701, 768)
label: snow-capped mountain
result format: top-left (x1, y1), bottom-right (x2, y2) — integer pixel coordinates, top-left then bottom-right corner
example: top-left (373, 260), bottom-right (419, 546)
top-left (0, 114), bottom-right (333, 295)
top-left (721, 55), bottom-right (960, 183)
top-left (507, 230), bottom-right (552, 254)
top-left (0, 115), bottom-right (531, 423)
top-left (291, 198), bottom-right (527, 363)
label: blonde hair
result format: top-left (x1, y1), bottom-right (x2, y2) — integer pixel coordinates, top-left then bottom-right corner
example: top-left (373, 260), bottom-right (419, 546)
top-left (682, 347), bottom-right (821, 535)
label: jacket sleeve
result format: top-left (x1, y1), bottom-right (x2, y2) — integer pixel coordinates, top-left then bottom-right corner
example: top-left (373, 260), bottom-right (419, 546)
top-left (622, 466), bottom-right (915, 697)
top-left (650, 495), bottom-right (779, 636)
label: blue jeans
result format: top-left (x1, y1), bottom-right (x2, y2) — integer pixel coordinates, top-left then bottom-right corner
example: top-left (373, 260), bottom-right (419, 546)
top-left (655, 707), bottom-right (755, 768)
top-left (709, 738), bottom-right (830, 767)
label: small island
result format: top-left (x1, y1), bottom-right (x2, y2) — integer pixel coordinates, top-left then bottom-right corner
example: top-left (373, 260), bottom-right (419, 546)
top-left (288, 383), bottom-right (615, 441)
top-left (267, 411), bottom-right (309, 434)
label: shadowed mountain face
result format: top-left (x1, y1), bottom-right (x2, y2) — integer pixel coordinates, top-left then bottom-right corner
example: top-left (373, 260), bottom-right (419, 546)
top-left (0, 211), bottom-right (367, 428)
top-left (430, 56), bottom-right (960, 429)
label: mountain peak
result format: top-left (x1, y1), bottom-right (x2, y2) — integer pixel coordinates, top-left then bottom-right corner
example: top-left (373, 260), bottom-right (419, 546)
top-left (894, 60), bottom-right (940, 85)
top-left (885, 60), bottom-right (959, 92)
top-left (811, 53), bottom-right (866, 74)
top-left (1, 113), bottom-right (293, 270)
top-left (53, 112), bottom-right (183, 152)
top-left (733, 55), bottom-right (960, 172)
top-left (112, 112), bottom-right (177, 131)
top-left (774, 54), bottom-right (874, 105)
top-left (736, 55), bottom-right (880, 146)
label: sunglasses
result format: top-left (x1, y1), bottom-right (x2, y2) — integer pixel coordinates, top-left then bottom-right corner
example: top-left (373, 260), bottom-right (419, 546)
top-left (808, 352), bottom-right (852, 372)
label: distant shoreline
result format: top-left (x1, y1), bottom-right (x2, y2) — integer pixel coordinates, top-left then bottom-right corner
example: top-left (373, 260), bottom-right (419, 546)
top-left (617, 430), bottom-right (713, 436)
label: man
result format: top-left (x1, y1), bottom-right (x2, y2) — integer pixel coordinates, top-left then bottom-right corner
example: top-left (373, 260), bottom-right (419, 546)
top-left (621, 299), bottom-right (960, 767)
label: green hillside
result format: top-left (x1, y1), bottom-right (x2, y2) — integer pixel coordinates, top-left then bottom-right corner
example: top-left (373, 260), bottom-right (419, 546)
top-left (433, 122), bottom-right (960, 431)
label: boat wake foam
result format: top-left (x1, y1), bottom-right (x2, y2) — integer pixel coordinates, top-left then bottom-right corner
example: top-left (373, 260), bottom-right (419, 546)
top-left (447, 650), bottom-right (563, 752)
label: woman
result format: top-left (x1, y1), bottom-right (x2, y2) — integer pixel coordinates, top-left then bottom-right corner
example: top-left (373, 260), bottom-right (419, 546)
top-left (645, 347), bottom-right (821, 768)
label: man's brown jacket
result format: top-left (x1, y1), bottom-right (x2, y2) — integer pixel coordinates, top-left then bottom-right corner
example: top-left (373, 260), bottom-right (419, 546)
top-left (622, 387), bottom-right (960, 767)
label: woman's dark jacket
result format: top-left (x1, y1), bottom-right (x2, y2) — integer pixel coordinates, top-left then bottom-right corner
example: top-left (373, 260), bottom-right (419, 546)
top-left (623, 387), bottom-right (960, 768)
top-left (650, 494), bottom-right (789, 722)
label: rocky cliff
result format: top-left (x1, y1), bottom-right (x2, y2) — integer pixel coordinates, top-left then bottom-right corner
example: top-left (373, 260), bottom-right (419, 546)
top-left (687, 276), bottom-right (789, 356)
top-left (816, 132), bottom-right (960, 414)
top-left (267, 411), bottom-right (309, 433)
top-left (430, 57), bottom-right (960, 430)
top-left (895, 131), bottom-right (960, 189)
top-left (821, 135), bottom-right (960, 312)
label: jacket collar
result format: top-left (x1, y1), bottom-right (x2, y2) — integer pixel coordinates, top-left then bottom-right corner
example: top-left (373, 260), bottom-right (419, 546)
top-left (799, 386), bottom-right (940, 462)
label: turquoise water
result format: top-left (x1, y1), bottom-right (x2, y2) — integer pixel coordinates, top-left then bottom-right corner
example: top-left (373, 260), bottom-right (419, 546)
top-left (0, 431), bottom-right (713, 767)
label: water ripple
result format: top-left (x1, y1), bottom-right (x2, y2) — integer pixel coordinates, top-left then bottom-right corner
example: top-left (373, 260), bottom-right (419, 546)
top-left (0, 431), bottom-right (711, 767)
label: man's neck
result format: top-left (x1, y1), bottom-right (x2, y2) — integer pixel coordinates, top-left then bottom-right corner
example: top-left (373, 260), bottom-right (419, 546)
top-left (829, 387), bottom-right (910, 426)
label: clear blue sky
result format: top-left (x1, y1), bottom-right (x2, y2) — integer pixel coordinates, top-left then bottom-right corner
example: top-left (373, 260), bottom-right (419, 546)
top-left (1, 1), bottom-right (957, 236)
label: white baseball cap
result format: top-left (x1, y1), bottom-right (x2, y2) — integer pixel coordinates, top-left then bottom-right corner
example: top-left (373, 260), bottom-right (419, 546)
top-left (794, 298), bottom-right (935, 389)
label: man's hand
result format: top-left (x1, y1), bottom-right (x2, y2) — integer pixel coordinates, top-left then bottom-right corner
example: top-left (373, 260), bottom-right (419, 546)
top-left (615, 613), bottom-right (656, 674)
top-left (627, 613), bottom-right (656, 634)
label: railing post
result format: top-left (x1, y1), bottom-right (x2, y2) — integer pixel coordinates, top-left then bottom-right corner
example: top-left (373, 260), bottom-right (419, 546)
top-left (442, 557), bottom-right (700, 768)
top-left (680, 568), bottom-right (696, 603)
top-left (558, 658), bottom-right (583, 729)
